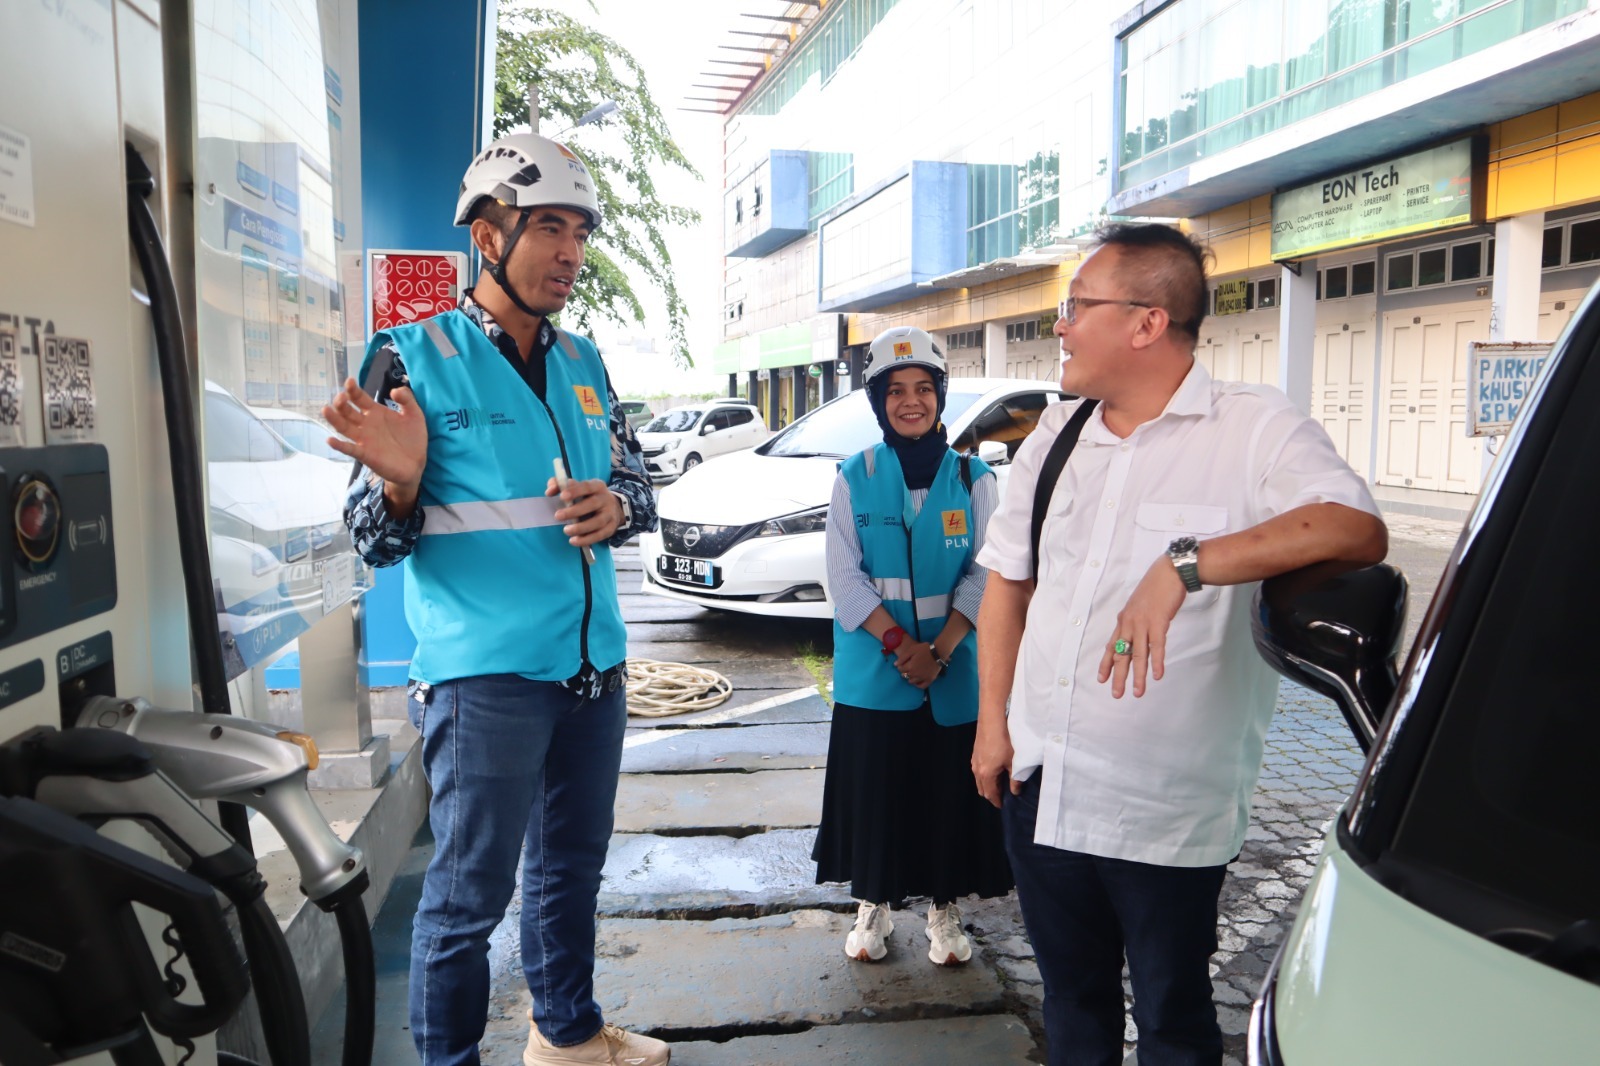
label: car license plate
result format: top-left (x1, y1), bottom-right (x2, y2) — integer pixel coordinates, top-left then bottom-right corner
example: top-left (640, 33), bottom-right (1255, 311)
top-left (657, 553), bottom-right (720, 589)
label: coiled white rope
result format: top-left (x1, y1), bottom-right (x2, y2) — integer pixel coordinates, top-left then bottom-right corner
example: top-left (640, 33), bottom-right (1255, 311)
top-left (625, 658), bottom-right (733, 717)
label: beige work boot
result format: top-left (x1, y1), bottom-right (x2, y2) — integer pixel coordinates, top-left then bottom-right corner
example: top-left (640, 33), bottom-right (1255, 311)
top-left (524, 1010), bottom-right (670, 1066)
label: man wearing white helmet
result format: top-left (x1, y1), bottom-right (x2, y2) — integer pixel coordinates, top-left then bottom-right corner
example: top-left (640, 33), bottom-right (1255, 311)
top-left (322, 132), bottom-right (666, 1066)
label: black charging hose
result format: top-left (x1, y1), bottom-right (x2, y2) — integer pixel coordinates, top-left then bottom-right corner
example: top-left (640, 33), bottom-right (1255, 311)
top-left (327, 887), bottom-right (375, 1066)
top-left (236, 893), bottom-right (312, 1066)
top-left (125, 142), bottom-right (374, 1066)
top-left (122, 144), bottom-right (253, 852)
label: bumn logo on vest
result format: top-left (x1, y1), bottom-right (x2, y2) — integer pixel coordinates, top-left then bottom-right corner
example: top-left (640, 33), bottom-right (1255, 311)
top-left (444, 407), bottom-right (487, 431)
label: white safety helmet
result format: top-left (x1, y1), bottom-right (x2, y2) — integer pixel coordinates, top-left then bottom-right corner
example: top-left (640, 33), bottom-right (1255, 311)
top-left (862, 326), bottom-right (948, 384)
top-left (453, 132), bottom-right (602, 229)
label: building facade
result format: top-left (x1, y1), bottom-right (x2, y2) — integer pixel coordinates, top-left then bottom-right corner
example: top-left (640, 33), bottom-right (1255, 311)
top-left (710, 0), bottom-right (1600, 510)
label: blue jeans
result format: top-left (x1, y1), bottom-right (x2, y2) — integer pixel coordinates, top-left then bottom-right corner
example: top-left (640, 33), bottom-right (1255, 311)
top-left (1003, 775), bottom-right (1227, 1066)
top-left (407, 673), bottom-right (627, 1066)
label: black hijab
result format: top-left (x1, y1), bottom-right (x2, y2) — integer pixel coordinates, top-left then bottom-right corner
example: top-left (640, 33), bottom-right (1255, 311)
top-left (867, 365), bottom-right (950, 491)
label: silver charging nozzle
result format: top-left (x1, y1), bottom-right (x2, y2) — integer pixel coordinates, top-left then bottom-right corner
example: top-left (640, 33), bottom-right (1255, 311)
top-left (78, 696), bottom-right (365, 901)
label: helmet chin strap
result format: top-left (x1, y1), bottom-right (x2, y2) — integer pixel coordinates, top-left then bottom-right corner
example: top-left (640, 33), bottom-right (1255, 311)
top-left (484, 207), bottom-right (549, 322)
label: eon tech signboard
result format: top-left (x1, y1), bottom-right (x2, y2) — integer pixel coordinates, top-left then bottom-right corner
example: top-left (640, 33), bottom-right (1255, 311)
top-left (1271, 138), bottom-right (1484, 261)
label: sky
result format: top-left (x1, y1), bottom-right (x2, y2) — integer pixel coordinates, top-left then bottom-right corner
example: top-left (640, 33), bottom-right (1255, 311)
top-left (521, 0), bottom-right (756, 397)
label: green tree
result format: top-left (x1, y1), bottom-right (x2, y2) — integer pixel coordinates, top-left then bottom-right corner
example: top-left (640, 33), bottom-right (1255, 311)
top-left (495, 7), bottom-right (701, 367)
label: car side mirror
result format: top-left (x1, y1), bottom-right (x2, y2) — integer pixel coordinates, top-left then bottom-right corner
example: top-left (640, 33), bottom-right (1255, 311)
top-left (976, 440), bottom-right (1008, 465)
top-left (700, 422), bottom-right (716, 435)
top-left (1250, 561), bottom-right (1408, 754)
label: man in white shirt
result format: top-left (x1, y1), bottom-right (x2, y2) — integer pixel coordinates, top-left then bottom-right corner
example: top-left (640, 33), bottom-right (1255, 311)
top-left (972, 223), bottom-right (1387, 1066)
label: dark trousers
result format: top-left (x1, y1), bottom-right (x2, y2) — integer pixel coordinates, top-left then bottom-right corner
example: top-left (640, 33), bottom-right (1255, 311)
top-left (1003, 775), bottom-right (1227, 1066)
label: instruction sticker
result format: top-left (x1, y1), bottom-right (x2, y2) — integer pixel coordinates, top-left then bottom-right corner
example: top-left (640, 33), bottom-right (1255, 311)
top-left (0, 327), bottom-right (23, 446)
top-left (0, 124), bottom-right (34, 228)
top-left (41, 335), bottom-right (96, 443)
top-left (320, 553), bottom-right (354, 615)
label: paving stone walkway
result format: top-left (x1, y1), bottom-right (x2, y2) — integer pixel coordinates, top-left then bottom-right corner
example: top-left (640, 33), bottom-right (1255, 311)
top-left (353, 512), bottom-right (1462, 1064)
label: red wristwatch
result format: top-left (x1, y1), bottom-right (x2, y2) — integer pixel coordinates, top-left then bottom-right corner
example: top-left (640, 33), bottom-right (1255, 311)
top-left (880, 626), bottom-right (906, 656)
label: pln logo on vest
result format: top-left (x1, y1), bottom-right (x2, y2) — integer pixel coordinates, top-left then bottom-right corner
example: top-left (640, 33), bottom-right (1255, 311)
top-left (941, 509), bottom-right (970, 548)
top-left (572, 385), bottom-right (607, 431)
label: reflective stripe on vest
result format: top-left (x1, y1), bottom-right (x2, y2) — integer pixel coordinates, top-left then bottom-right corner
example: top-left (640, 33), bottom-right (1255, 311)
top-left (420, 495), bottom-right (563, 535)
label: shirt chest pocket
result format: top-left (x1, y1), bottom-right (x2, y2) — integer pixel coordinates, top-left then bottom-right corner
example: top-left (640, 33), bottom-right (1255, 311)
top-left (1130, 503), bottom-right (1228, 610)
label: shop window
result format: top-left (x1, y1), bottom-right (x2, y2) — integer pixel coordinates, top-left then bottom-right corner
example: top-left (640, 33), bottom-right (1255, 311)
top-left (1351, 261), bottom-right (1376, 296)
top-left (1388, 254), bottom-right (1415, 291)
top-left (1257, 278), bottom-right (1278, 308)
top-left (1451, 241), bottom-right (1483, 282)
top-left (1542, 226), bottom-right (1565, 269)
top-left (1571, 218), bottom-right (1600, 265)
top-left (1417, 247), bottom-right (1447, 287)
top-left (1323, 265), bottom-right (1349, 300)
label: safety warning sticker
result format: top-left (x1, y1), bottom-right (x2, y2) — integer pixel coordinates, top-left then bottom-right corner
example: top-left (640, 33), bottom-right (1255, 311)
top-left (41, 335), bottom-right (96, 443)
top-left (0, 327), bottom-right (23, 446)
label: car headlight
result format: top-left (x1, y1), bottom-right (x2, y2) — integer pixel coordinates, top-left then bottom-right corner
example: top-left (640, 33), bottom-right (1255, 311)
top-left (662, 437), bottom-right (683, 452)
top-left (758, 506), bottom-right (828, 537)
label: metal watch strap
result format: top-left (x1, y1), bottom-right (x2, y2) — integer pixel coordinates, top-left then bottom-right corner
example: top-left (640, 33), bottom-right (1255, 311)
top-left (1168, 537), bottom-right (1202, 593)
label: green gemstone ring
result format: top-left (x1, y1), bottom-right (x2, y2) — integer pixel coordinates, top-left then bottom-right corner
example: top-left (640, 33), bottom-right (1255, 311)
top-left (1113, 638), bottom-right (1131, 656)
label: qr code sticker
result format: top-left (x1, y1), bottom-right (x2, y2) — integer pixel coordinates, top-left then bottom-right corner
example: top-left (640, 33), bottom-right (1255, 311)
top-left (0, 327), bottom-right (21, 446)
top-left (42, 334), bottom-right (95, 443)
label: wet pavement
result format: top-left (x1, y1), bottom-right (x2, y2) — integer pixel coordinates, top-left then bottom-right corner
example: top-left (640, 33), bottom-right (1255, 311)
top-left (320, 513), bottom-right (1463, 1064)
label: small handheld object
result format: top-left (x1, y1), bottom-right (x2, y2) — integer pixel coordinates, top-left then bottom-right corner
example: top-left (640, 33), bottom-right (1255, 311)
top-left (880, 626), bottom-right (906, 657)
top-left (552, 458), bottom-right (596, 565)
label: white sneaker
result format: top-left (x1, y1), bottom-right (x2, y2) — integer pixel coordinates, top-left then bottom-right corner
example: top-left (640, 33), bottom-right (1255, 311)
top-left (524, 1014), bottom-right (670, 1066)
top-left (844, 900), bottom-right (893, 961)
top-left (926, 902), bottom-right (972, 966)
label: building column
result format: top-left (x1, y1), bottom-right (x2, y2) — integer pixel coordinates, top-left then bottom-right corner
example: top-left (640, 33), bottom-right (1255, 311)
top-left (983, 321), bottom-right (1007, 377)
top-left (822, 360), bottom-right (839, 402)
top-left (727, 372), bottom-right (738, 398)
top-left (1483, 212), bottom-right (1546, 481)
top-left (792, 364), bottom-right (808, 421)
top-left (1277, 259), bottom-right (1316, 414)
top-left (746, 369), bottom-right (759, 407)
top-left (1490, 212), bottom-right (1543, 342)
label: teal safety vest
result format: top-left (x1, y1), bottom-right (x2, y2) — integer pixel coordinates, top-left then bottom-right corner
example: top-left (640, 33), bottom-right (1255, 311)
top-left (832, 444), bottom-right (990, 724)
top-left (357, 310), bottom-right (626, 684)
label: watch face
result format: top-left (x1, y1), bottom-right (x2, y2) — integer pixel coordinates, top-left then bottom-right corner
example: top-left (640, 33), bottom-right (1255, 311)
top-left (1169, 535), bottom-right (1199, 554)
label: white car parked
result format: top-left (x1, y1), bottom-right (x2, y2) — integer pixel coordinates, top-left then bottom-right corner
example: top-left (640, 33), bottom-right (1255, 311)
top-left (640, 378), bottom-right (1067, 618)
top-left (636, 399), bottom-right (768, 481)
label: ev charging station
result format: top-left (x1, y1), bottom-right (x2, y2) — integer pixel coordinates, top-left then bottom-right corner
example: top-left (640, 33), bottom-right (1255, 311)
top-left (0, 0), bottom-right (492, 1061)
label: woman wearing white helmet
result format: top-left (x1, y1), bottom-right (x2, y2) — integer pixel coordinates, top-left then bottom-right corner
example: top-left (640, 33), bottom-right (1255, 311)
top-left (813, 326), bottom-right (1014, 967)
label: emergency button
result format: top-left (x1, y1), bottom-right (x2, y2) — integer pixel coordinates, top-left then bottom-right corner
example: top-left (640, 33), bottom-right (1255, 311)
top-left (13, 475), bottom-right (61, 570)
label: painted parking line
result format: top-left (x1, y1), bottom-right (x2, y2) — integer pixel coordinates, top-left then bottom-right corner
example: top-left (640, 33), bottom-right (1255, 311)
top-left (623, 686), bottom-right (821, 748)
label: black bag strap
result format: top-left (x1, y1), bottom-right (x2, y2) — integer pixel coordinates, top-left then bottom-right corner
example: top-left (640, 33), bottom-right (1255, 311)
top-left (958, 453), bottom-right (973, 493)
top-left (1030, 399), bottom-right (1099, 584)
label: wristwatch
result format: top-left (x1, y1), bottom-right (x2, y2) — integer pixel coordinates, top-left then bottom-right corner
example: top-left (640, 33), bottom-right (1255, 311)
top-left (1167, 535), bottom-right (1202, 593)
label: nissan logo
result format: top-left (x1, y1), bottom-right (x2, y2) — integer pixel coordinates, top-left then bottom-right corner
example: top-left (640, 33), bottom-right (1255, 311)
top-left (683, 526), bottom-right (701, 549)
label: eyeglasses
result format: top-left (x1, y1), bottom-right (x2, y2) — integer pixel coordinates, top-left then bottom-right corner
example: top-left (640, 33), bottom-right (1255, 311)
top-left (1057, 296), bottom-right (1157, 326)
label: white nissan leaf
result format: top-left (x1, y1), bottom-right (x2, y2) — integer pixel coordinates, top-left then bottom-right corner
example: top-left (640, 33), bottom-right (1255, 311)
top-left (639, 378), bottom-right (1066, 617)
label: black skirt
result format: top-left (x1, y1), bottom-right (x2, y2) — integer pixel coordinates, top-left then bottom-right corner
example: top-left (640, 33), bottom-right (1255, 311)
top-left (812, 699), bottom-right (1014, 907)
